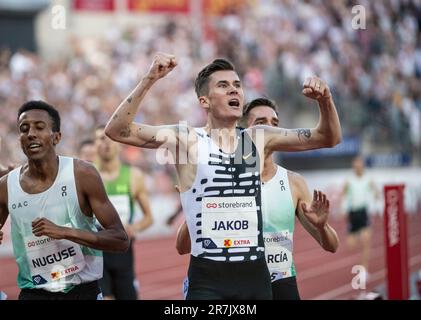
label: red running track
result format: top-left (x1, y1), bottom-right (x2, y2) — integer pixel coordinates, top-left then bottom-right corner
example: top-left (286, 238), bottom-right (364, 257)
top-left (1, 213), bottom-right (421, 300)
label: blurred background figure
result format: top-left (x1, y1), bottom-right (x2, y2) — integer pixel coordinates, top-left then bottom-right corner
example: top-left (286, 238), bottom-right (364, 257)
top-left (342, 156), bottom-right (378, 279)
top-left (78, 139), bottom-right (96, 163)
top-left (94, 126), bottom-right (153, 300)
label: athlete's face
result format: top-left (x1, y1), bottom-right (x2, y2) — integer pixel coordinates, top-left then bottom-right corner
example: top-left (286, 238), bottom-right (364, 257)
top-left (246, 106), bottom-right (279, 128)
top-left (95, 129), bottom-right (119, 162)
top-left (352, 157), bottom-right (365, 176)
top-left (79, 143), bottom-right (96, 163)
top-left (18, 109), bottom-right (61, 160)
top-left (200, 70), bottom-right (244, 121)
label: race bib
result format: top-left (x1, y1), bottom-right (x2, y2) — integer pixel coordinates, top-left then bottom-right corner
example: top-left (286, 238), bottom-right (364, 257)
top-left (202, 197), bottom-right (258, 248)
top-left (264, 230), bottom-right (293, 279)
top-left (25, 225), bottom-right (86, 286)
top-left (109, 195), bottom-right (131, 224)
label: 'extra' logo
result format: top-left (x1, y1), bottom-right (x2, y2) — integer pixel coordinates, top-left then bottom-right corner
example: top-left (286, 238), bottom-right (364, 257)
top-left (12, 201), bottom-right (28, 209)
top-left (234, 239), bottom-right (250, 245)
top-left (51, 265), bottom-right (79, 280)
top-left (206, 203), bottom-right (217, 208)
top-left (224, 239), bottom-right (232, 247)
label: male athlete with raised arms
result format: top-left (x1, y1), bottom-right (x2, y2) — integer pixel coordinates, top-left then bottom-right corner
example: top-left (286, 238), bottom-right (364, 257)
top-left (105, 53), bottom-right (341, 299)
top-left (177, 98), bottom-right (339, 299)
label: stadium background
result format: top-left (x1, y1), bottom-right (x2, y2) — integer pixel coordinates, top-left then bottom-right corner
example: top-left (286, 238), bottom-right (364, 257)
top-left (0, 0), bottom-right (420, 300)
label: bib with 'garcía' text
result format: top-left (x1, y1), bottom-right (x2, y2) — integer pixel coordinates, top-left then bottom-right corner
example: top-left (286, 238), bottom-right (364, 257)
top-left (264, 230), bottom-right (293, 280)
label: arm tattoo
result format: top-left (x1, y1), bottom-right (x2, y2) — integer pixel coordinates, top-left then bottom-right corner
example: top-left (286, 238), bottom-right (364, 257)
top-left (139, 136), bottom-right (157, 147)
top-left (296, 128), bottom-right (311, 142)
top-left (119, 127), bottom-right (131, 138)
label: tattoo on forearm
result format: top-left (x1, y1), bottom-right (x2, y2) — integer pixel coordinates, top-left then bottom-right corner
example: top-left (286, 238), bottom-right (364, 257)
top-left (140, 136), bottom-right (157, 147)
top-left (127, 97), bottom-right (133, 104)
top-left (296, 128), bottom-right (311, 142)
top-left (120, 127), bottom-right (131, 138)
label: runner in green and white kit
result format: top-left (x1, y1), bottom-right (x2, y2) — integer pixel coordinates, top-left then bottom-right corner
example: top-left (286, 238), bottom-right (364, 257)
top-left (177, 98), bottom-right (339, 299)
top-left (94, 126), bottom-right (153, 300)
top-left (244, 98), bottom-right (339, 299)
top-left (0, 101), bottom-right (129, 300)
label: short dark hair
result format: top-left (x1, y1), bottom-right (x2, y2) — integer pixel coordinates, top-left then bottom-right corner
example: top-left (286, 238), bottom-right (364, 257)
top-left (78, 139), bottom-right (95, 152)
top-left (194, 59), bottom-right (235, 97)
top-left (95, 124), bottom-right (106, 132)
top-left (17, 100), bottom-right (61, 132)
top-left (243, 98), bottom-right (278, 118)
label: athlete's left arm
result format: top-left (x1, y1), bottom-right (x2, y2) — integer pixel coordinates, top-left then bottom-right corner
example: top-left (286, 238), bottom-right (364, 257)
top-left (0, 163), bottom-right (15, 178)
top-left (0, 176), bottom-right (9, 245)
top-left (176, 221), bottom-right (191, 255)
top-left (253, 77), bottom-right (342, 153)
top-left (370, 180), bottom-right (380, 200)
top-left (293, 173), bottom-right (339, 253)
top-left (130, 167), bottom-right (153, 233)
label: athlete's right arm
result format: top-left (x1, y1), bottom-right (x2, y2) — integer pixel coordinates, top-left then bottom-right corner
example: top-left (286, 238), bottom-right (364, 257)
top-left (341, 180), bottom-right (349, 201)
top-left (105, 53), bottom-right (181, 150)
top-left (66, 160), bottom-right (130, 252)
top-left (0, 163), bottom-right (14, 178)
top-left (0, 176), bottom-right (9, 245)
top-left (176, 221), bottom-right (191, 255)
top-left (292, 173), bottom-right (339, 253)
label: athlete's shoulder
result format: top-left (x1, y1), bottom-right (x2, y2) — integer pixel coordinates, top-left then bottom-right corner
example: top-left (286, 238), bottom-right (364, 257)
top-left (0, 174), bottom-right (8, 194)
top-left (287, 170), bottom-right (307, 189)
top-left (0, 165), bottom-right (21, 188)
top-left (73, 158), bottom-right (101, 179)
top-left (0, 170), bottom-right (12, 204)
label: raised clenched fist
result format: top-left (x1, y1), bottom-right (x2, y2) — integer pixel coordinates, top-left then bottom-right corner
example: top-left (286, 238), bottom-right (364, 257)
top-left (146, 52), bottom-right (177, 81)
top-left (302, 77), bottom-right (331, 102)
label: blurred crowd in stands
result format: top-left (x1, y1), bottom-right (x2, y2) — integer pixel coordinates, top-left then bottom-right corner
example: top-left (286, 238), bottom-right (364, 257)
top-left (0, 0), bottom-right (420, 195)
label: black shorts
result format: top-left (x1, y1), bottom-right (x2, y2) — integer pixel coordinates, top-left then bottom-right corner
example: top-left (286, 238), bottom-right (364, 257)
top-left (186, 255), bottom-right (272, 300)
top-left (348, 207), bottom-right (370, 234)
top-left (99, 240), bottom-right (137, 300)
top-left (18, 281), bottom-right (101, 300)
top-left (271, 276), bottom-right (301, 300)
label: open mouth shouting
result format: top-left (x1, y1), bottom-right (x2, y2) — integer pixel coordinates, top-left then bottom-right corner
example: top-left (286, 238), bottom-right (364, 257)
top-left (228, 98), bottom-right (240, 108)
